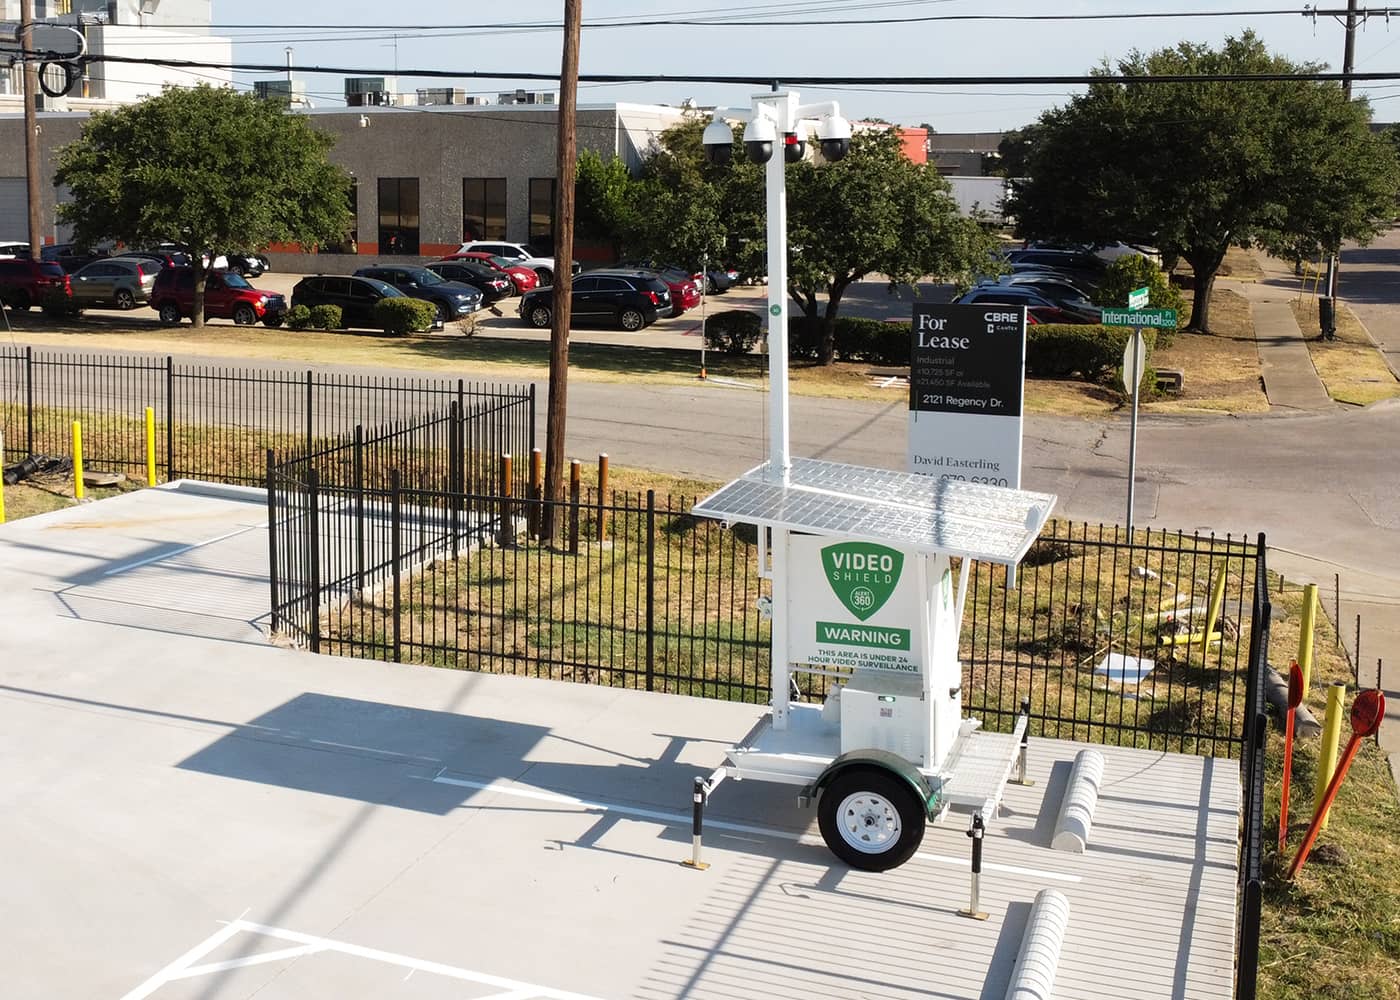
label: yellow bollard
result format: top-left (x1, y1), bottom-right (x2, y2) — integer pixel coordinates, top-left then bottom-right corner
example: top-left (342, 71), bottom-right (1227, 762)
top-left (72, 421), bottom-right (85, 500)
top-left (1200, 567), bottom-right (1229, 661)
top-left (0, 430), bottom-right (6, 524)
top-left (1297, 583), bottom-right (1318, 699)
top-left (1314, 682), bottom-right (1346, 831)
top-left (145, 406), bottom-right (157, 487)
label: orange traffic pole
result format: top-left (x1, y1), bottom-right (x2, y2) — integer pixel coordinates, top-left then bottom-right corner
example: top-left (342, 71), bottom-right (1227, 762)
top-left (1287, 689), bottom-right (1385, 879)
top-left (1278, 661), bottom-right (1304, 854)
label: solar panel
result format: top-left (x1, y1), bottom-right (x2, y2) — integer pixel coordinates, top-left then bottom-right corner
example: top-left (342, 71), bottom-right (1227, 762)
top-left (692, 458), bottom-right (1056, 565)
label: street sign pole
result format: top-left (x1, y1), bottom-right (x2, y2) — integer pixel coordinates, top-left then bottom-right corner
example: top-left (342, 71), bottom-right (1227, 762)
top-left (1126, 329), bottom-right (1141, 530)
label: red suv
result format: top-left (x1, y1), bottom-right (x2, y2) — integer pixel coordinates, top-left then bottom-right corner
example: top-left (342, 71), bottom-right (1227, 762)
top-left (150, 267), bottom-right (287, 327)
top-left (0, 258), bottom-right (72, 310)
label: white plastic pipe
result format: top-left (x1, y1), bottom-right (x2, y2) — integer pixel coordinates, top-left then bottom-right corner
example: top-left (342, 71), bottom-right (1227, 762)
top-left (1052, 748), bottom-right (1105, 853)
top-left (1004, 888), bottom-right (1071, 1000)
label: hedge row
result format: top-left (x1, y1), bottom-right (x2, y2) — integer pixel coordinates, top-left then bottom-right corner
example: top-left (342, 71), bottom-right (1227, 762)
top-left (705, 312), bottom-right (1155, 388)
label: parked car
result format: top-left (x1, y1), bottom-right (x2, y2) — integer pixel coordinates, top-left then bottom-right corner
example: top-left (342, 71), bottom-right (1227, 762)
top-left (1002, 248), bottom-right (1107, 289)
top-left (126, 248), bottom-right (191, 270)
top-left (953, 284), bottom-right (1099, 324)
top-left (620, 259), bottom-right (734, 296)
top-left (0, 240), bottom-right (29, 260)
top-left (354, 265), bottom-right (484, 321)
top-left (990, 273), bottom-right (1097, 310)
top-left (615, 262), bottom-right (700, 316)
top-left (150, 267), bottom-right (287, 326)
top-left (456, 240), bottom-right (579, 285)
top-left (222, 252), bottom-right (270, 278)
top-left (70, 257), bottom-right (158, 310)
top-left (437, 251), bottom-right (538, 295)
top-left (291, 274), bottom-right (408, 329)
top-left (424, 260), bottom-right (513, 307)
top-left (517, 269), bottom-right (671, 331)
top-left (0, 257), bottom-right (72, 310)
top-left (42, 243), bottom-right (111, 273)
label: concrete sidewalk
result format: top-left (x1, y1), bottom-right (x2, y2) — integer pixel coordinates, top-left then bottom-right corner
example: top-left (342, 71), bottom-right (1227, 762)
top-left (1225, 255), bottom-right (1335, 411)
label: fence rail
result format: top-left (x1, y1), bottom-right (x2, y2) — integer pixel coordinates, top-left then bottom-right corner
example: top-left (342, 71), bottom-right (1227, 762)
top-left (0, 346), bottom-right (534, 486)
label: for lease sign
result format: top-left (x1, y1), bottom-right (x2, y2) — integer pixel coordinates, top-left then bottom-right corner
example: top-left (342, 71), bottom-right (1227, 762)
top-left (908, 303), bottom-right (1026, 488)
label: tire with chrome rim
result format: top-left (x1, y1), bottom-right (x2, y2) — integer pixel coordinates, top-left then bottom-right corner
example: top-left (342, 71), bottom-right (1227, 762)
top-left (817, 766), bottom-right (925, 871)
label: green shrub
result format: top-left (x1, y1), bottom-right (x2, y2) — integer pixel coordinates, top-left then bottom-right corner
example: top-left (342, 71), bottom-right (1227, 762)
top-left (1027, 323), bottom-right (1156, 385)
top-left (788, 315), bottom-right (911, 365)
top-left (286, 304), bottom-right (312, 330)
top-left (1092, 255), bottom-right (1186, 345)
top-left (308, 304), bottom-right (342, 330)
top-left (705, 309), bottom-right (763, 355)
top-left (41, 290), bottom-right (81, 318)
top-left (372, 297), bottom-right (437, 335)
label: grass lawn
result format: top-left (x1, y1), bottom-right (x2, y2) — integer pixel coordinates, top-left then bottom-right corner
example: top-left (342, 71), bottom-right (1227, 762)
top-left (1151, 287), bottom-right (1271, 414)
top-left (1259, 582), bottom-right (1400, 1000)
top-left (1290, 297), bottom-right (1400, 407)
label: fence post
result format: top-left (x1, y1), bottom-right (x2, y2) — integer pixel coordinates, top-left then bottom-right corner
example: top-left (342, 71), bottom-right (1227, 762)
top-left (529, 382), bottom-right (537, 451)
top-left (391, 468), bottom-right (402, 664)
top-left (353, 424), bottom-right (365, 587)
top-left (266, 448), bottom-right (279, 634)
top-left (646, 489), bottom-right (656, 692)
top-left (449, 399), bottom-right (463, 559)
top-left (529, 447), bottom-right (543, 539)
top-left (597, 453), bottom-right (609, 543)
top-left (569, 459), bottom-right (581, 555)
top-left (164, 356), bottom-right (175, 480)
top-left (308, 467), bottom-right (321, 654)
top-left (498, 453), bottom-right (514, 548)
top-left (305, 370), bottom-right (314, 456)
top-left (24, 345), bottom-right (33, 457)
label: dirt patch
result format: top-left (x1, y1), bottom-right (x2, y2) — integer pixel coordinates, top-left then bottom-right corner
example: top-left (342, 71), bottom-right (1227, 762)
top-left (1150, 287), bottom-right (1269, 413)
top-left (1291, 297), bottom-right (1400, 406)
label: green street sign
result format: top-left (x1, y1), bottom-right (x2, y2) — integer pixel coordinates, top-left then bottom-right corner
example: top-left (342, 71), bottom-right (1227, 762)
top-left (1128, 286), bottom-right (1149, 310)
top-left (1100, 307), bottom-right (1177, 329)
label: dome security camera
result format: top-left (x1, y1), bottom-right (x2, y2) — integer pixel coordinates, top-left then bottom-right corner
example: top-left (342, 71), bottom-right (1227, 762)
top-left (783, 133), bottom-right (806, 163)
top-left (702, 118), bottom-right (734, 165)
top-left (818, 114), bottom-right (851, 161)
top-left (744, 116), bottom-right (777, 165)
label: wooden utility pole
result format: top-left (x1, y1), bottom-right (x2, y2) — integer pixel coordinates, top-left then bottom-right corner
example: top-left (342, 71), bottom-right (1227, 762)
top-left (21, 0), bottom-right (43, 261)
top-left (1342, 0), bottom-right (1359, 100)
top-left (543, 0), bottom-right (581, 541)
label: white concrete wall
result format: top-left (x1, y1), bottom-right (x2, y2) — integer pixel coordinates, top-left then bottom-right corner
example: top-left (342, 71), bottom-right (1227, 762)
top-left (86, 25), bottom-right (230, 101)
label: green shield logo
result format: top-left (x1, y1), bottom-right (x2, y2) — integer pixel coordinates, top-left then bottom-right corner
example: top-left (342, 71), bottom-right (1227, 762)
top-left (820, 542), bottom-right (904, 621)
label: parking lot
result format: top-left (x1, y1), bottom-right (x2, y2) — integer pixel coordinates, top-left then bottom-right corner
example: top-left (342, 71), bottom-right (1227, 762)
top-left (1, 484), bottom-right (1238, 999)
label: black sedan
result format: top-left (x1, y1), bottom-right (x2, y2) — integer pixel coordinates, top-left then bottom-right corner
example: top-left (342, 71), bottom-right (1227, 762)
top-left (425, 260), bottom-right (513, 308)
top-left (354, 265), bottom-right (484, 321)
top-left (291, 274), bottom-right (407, 329)
top-left (517, 269), bottom-right (671, 331)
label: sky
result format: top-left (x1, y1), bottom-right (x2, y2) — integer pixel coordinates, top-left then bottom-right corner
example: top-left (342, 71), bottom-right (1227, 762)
top-left (199, 1), bottom-right (1400, 132)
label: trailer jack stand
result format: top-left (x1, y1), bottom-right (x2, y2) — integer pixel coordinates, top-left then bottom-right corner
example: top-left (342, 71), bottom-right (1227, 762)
top-left (1010, 699), bottom-right (1034, 787)
top-left (682, 769), bottom-right (727, 871)
top-left (958, 812), bottom-right (989, 920)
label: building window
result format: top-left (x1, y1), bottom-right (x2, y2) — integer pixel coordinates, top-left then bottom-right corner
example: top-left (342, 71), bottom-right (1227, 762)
top-left (348, 178), bottom-right (359, 247)
top-left (528, 177), bottom-right (556, 254)
top-left (377, 177), bottom-right (419, 255)
top-left (462, 178), bottom-right (507, 242)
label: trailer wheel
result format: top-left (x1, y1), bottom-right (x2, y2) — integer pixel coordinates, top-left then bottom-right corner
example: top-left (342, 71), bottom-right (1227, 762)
top-left (818, 766), bottom-right (926, 872)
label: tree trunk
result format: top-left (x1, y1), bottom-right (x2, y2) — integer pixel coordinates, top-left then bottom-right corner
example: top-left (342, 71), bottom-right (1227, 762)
top-left (193, 262), bottom-right (206, 330)
top-left (1184, 247), bottom-right (1226, 334)
top-left (817, 279), bottom-right (850, 367)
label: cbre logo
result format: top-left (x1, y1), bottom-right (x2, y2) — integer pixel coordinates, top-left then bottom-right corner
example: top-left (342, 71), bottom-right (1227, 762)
top-left (820, 542), bottom-right (904, 621)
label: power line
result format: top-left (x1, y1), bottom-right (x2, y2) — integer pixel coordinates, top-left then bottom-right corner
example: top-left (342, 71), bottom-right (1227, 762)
top-left (80, 53), bottom-right (1400, 88)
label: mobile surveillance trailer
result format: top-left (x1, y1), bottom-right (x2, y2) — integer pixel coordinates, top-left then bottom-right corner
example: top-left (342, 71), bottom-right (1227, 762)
top-left (690, 459), bottom-right (1055, 871)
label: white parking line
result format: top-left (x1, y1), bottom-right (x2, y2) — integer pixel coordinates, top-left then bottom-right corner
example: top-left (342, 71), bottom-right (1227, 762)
top-left (429, 773), bottom-right (1081, 883)
top-left (121, 919), bottom-right (609, 1000)
top-left (102, 524), bottom-right (266, 577)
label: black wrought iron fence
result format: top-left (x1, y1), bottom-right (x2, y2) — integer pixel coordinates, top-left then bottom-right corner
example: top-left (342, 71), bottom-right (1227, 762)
top-left (0, 346), bottom-right (533, 485)
top-left (1236, 539), bottom-right (1270, 1000)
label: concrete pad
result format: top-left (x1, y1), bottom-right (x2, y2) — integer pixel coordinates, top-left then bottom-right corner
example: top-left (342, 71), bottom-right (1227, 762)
top-left (0, 488), bottom-right (1239, 1000)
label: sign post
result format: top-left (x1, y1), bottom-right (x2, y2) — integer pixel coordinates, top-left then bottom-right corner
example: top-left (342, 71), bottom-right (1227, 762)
top-left (1101, 307), bottom-right (1173, 530)
top-left (907, 304), bottom-right (1027, 487)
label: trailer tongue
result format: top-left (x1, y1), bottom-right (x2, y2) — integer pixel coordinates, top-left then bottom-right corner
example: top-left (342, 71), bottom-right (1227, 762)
top-left (689, 456), bottom-right (1055, 871)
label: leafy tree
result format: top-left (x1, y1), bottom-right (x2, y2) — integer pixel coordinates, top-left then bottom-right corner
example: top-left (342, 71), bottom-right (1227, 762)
top-left (786, 128), bottom-right (1002, 364)
top-left (574, 150), bottom-right (636, 257)
top-left (55, 84), bottom-right (351, 328)
top-left (1092, 255), bottom-right (1187, 336)
top-left (1006, 31), bottom-right (1400, 333)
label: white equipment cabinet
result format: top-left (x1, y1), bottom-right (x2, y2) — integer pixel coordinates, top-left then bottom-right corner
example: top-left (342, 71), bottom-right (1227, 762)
top-left (690, 457), bottom-right (1056, 872)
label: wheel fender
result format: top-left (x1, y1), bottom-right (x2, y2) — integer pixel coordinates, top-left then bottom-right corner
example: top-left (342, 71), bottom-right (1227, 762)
top-left (799, 749), bottom-right (939, 819)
